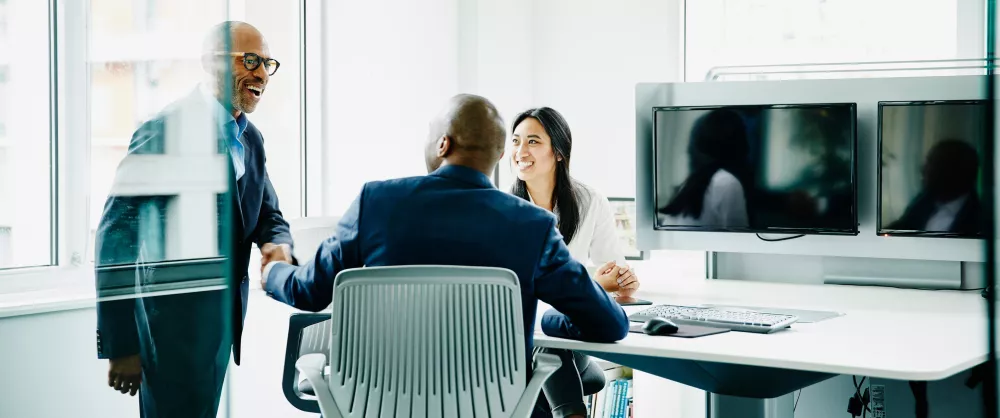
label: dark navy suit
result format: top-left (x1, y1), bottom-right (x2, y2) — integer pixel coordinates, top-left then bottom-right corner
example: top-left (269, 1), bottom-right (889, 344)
top-left (95, 88), bottom-right (294, 417)
top-left (264, 164), bottom-right (630, 373)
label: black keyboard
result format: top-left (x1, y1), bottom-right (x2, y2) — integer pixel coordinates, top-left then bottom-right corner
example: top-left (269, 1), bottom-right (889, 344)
top-left (629, 304), bottom-right (798, 334)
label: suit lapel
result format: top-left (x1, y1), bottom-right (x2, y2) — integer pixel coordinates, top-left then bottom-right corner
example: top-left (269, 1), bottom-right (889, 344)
top-left (217, 123), bottom-right (246, 240)
top-left (232, 173), bottom-right (245, 238)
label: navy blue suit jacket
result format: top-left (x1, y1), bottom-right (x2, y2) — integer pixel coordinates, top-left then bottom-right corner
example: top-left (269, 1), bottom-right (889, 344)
top-left (95, 89), bottom-right (294, 366)
top-left (264, 164), bottom-right (629, 367)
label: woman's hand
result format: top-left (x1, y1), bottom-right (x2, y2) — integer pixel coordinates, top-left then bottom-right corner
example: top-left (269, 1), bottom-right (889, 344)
top-left (594, 261), bottom-right (639, 295)
top-left (594, 261), bottom-right (622, 292)
top-left (615, 264), bottom-right (639, 297)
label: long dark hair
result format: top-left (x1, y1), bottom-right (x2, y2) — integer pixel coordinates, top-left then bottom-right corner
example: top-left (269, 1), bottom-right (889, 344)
top-left (661, 109), bottom-right (750, 218)
top-left (510, 107), bottom-right (582, 245)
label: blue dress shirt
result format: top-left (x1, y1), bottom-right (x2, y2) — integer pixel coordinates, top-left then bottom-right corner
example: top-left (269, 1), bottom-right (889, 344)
top-left (200, 84), bottom-right (249, 180)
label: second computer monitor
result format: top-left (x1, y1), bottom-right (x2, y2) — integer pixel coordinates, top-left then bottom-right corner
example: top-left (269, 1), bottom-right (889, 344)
top-left (878, 100), bottom-right (987, 238)
top-left (653, 103), bottom-right (858, 235)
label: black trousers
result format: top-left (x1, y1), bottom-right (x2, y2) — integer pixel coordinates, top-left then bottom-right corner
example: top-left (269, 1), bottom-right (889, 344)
top-left (134, 289), bottom-right (233, 418)
top-left (533, 348), bottom-right (607, 418)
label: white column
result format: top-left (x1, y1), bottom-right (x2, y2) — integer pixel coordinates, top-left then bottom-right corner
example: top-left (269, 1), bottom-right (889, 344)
top-left (459, 0), bottom-right (534, 192)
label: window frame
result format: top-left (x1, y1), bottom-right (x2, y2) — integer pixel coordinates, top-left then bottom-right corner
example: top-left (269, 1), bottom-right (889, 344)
top-left (0, 0), bottom-right (85, 290)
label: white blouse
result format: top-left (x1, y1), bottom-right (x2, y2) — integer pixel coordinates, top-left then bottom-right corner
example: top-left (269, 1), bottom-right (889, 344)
top-left (529, 180), bottom-right (627, 269)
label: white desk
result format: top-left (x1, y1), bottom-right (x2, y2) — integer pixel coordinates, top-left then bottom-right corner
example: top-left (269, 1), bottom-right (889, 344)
top-left (534, 279), bottom-right (989, 418)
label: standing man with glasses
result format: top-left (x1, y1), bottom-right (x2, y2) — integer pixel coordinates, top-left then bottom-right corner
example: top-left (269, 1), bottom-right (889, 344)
top-left (95, 21), bottom-right (296, 417)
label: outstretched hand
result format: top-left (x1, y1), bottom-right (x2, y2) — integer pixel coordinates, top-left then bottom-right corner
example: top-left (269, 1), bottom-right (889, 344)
top-left (260, 243), bottom-right (293, 285)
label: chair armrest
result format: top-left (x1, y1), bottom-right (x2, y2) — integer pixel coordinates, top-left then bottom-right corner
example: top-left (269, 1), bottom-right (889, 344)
top-left (282, 313), bottom-right (332, 413)
top-left (511, 353), bottom-right (562, 418)
top-left (295, 353), bottom-right (342, 418)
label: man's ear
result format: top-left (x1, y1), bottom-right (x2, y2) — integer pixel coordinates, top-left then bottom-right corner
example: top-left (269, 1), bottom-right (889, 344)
top-left (437, 136), bottom-right (452, 158)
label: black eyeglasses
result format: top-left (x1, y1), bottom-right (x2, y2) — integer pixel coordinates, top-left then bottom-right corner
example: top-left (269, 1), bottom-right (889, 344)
top-left (216, 52), bottom-right (280, 76)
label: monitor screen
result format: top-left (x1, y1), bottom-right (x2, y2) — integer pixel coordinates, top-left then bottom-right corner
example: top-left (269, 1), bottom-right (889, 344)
top-left (653, 103), bottom-right (858, 235)
top-left (878, 100), bottom-right (987, 238)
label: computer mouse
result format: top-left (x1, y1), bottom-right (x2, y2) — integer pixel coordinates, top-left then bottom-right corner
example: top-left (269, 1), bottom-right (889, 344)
top-left (642, 317), bottom-right (679, 335)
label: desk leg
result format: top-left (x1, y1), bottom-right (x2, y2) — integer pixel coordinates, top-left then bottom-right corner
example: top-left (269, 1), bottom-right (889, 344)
top-left (709, 393), bottom-right (793, 418)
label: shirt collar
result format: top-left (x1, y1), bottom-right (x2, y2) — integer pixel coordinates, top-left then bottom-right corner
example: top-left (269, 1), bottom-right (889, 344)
top-left (429, 164), bottom-right (495, 189)
top-left (198, 83), bottom-right (248, 141)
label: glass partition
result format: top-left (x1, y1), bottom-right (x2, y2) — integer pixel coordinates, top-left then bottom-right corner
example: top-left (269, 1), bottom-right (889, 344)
top-left (88, 0), bottom-right (240, 416)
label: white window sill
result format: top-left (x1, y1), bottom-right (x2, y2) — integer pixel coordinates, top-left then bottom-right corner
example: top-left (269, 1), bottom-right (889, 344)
top-left (0, 287), bottom-right (97, 318)
top-left (0, 270), bottom-right (266, 320)
top-left (0, 217), bottom-right (341, 319)
top-left (0, 263), bottom-right (252, 319)
top-left (0, 267), bottom-right (97, 318)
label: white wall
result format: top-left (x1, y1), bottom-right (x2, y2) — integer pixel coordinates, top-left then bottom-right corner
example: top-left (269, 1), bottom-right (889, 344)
top-left (318, 0), bottom-right (687, 204)
top-left (456, 0), bottom-right (534, 154)
top-left (0, 293), bottom-right (314, 418)
top-left (227, 292), bottom-right (316, 418)
top-left (322, 0), bottom-right (460, 216)
top-left (520, 0), bottom-right (684, 199)
top-left (0, 308), bottom-right (136, 418)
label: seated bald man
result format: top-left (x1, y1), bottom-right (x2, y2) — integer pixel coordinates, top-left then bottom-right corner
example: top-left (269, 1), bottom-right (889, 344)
top-left (261, 94), bottom-right (629, 418)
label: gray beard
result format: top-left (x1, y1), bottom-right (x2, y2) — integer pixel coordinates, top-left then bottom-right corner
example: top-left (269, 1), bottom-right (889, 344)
top-left (218, 76), bottom-right (255, 114)
top-left (231, 81), bottom-right (255, 114)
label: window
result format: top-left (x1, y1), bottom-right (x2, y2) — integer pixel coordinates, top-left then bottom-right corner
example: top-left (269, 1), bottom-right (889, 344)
top-left (0, 0), bottom-right (53, 270)
top-left (88, 0), bottom-right (226, 266)
top-left (88, 0), bottom-right (304, 263)
top-left (240, 0), bottom-right (304, 218)
top-left (685, 0), bottom-right (982, 81)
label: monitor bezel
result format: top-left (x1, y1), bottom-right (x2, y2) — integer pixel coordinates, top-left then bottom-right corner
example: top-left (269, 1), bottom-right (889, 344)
top-left (876, 99), bottom-right (988, 239)
top-left (651, 102), bottom-right (860, 236)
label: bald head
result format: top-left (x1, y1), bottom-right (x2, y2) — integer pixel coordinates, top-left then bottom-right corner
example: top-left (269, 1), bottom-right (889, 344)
top-left (202, 21), bottom-right (266, 56)
top-left (202, 21), bottom-right (272, 115)
top-left (425, 94), bottom-right (507, 176)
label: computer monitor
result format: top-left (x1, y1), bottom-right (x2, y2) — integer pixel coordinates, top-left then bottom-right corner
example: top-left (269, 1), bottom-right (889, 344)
top-left (877, 100), bottom-right (987, 238)
top-left (653, 103), bottom-right (858, 235)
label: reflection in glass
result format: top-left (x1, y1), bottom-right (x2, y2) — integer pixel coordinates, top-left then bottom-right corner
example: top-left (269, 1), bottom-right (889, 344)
top-left (654, 104), bottom-right (857, 234)
top-left (658, 109), bottom-right (751, 228)
top-left (91, 15), bottom-right (246, 418)
top-left (879, 100), bottom-right (987, 238)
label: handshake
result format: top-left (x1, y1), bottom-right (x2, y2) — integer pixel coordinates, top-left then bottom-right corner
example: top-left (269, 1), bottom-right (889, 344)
top-left (259, 243), bottom-right (295, 286)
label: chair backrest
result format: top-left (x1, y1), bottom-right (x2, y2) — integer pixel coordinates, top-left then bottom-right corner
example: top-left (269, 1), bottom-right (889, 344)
top-left (327, 265), bottom-right (527, 418)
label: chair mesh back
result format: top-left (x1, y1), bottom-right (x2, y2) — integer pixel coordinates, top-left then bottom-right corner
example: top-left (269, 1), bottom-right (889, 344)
top-left (328, 266), bottom-right (526, 418)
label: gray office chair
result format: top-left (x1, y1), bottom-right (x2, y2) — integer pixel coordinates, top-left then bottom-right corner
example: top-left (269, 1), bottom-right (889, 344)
top-left (287, 265), bottom-right (561, 418)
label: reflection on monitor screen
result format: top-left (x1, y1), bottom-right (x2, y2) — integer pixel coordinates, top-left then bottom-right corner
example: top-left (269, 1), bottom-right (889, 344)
top-left (653, 104), bottom-right (858, 235)
top-left (878, 100), bottom-right (987, 238)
